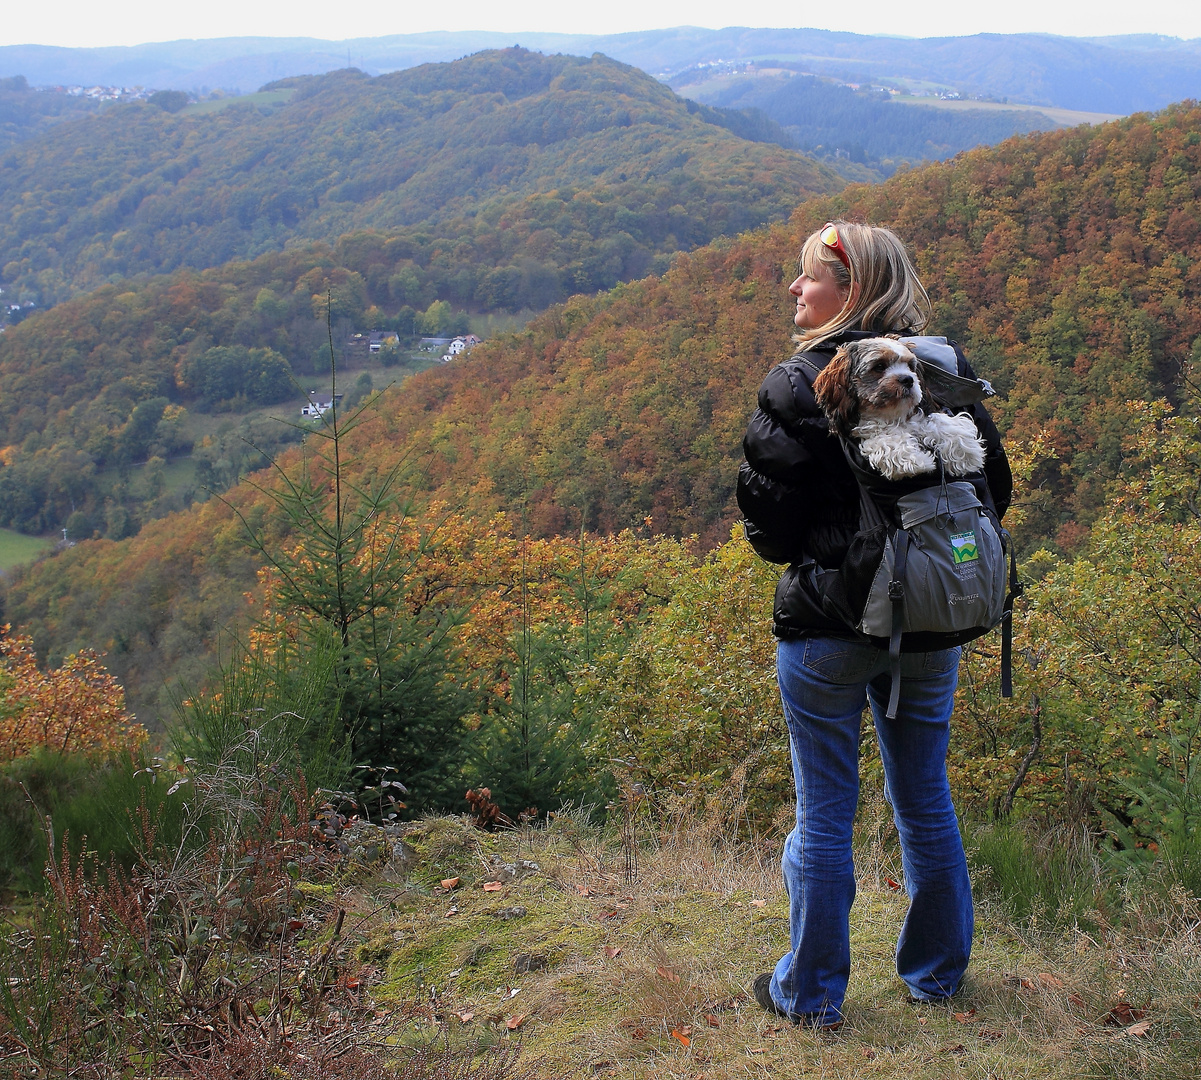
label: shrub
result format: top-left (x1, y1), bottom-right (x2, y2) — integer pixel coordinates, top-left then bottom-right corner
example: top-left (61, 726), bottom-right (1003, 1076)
top-left (0, 750), bottom-right (189, 889)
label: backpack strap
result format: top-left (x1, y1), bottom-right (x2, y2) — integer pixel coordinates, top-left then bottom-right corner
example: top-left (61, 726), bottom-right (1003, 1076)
top-left (839, 437), bottom-right (908, 718)
top-left (886, 528), bottom-right (910, 720)
top-left (999, 532), bottom-right (1023, 698)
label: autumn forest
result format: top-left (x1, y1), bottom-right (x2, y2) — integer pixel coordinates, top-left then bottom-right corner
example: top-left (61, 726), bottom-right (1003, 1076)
top-left (1, 39), bottom-right (1201, 1077)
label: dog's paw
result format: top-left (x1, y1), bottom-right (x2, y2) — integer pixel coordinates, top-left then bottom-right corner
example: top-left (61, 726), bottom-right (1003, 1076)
top-left (859, 431), bottom-right (937, 480)
top-left (921, 413), bottom-right (986, 475)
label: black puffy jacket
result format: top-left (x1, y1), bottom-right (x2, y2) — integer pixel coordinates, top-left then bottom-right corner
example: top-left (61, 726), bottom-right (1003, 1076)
top-left (737, 330), bottom-right (1013, 641)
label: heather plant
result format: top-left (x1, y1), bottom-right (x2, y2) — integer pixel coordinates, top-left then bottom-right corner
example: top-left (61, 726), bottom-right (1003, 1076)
top-left (0, 731), bottom-right (347, 1074)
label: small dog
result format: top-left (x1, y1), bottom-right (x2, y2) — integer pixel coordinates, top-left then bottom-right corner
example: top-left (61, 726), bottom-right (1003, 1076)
top-left (812, 337), bottom-right (986, 480)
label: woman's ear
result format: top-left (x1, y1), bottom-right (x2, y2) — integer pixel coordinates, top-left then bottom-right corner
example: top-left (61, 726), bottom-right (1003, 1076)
top-left (813, 347), bottom-right (857, 435)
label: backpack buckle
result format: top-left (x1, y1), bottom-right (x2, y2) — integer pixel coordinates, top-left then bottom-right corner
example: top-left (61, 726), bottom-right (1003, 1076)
top-left (888, 579), bottom-right (904, 602)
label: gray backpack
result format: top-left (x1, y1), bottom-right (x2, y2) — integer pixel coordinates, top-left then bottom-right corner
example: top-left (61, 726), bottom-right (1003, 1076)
top-left (825, 445), bottom-right (1018, 719)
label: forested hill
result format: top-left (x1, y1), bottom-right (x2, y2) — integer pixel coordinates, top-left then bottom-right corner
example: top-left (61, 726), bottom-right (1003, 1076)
top-left (6, 101), bottom-right (1201, 721)
top-left (0, 48), bottom-right (838, 307)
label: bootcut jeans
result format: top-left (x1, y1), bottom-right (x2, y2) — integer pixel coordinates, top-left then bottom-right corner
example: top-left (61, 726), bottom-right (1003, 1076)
top-left (767, 635), bottom-right (973, 1025)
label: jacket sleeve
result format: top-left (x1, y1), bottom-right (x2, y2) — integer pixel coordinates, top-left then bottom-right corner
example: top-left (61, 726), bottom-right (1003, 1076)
top-left (952, 341), bottom-right (1013, 522)
top-left (737, 358), bottom-right (849, 563)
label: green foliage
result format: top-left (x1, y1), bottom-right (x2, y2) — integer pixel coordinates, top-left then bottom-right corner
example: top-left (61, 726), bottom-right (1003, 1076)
top-left (472, 533), bottom-right (620, 817)
top-left (967, 819), bottom-right (1105, 929)
top-left (1007, 399), bottom-right (1201, 811)
top-left (0, 750), bottom-right (188, 889)
top-left (586, 531), bottom-right (791, 828)
top-left (147, 89), bottom-right (188, 113)
top-left (171, 626), bottom-right (348, 797)
top-left (0, 49), bottom-right (836, 308)
top-left (229, 347), bottom-right (473, 812)
top-left (0, 77), bottom-right (107, 153)
top-left (176, 345), bottom-right (293, 409)
top-left (1102, 733), bottom-right (1201, 896)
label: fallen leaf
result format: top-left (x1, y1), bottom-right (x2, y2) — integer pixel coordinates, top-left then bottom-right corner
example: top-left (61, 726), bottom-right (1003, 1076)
top-left (342, 976), bottom-right (361, 989)
top-left (706, 1014), bottom-right (721, 1028)
top-left (750, 899), bottom-right (767, 908)
top-left (953, 1008), bottom-right (977, 1023)
top-left (1019, 978), bottom-right (1037, 991)
top-left (1105, 1003), bottom-right (1146, 1026)
top-left (885, 877), bottom-right (902, 891)
top-left (670, 1029), bottom-right (691, 1047)
top-left (444, 906), bottom-right (459, 917)
top-left (441, 877), bottom-right (460, 890)
top-left (656, 966), bottom-right (681, 983)
top-left (978, 1029), bottom-right (1003, 1041)
top-left (457, 1011), bottom-right (475, 1023)
top-left (918, 1017), bottom-right (928, 1026)
top-left (598, 910), bottom-right (619, 920)
top-left (861, 1048), bottom-right (876, 1060)
top-left (575, 884), bottom-right (591, 896)
top-left (1121, 1020), bottom-right (1153, 1038)
top-left (482, 881), bottom-right (504, 892)
top-left (1037, 972), bottom-right (1064, 988)
top-left (287, 918), bottom-right (304, 931)
top-left (506, 1013), bottom-right (529, 1031)
top-left (603, 945), bottom-right (622, 959)
top-left (1067, 992), bottom-right (1086, 1008)
top-left (941, 1044), bottom-right (966, 1054)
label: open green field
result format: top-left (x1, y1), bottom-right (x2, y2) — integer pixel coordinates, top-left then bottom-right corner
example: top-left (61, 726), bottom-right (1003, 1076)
top-left (0, 527), bottom-right (53, 572)
top-left (894, 96), bottom-right (1122, 127)
top-left (183, 88), bottom-right (295, 115)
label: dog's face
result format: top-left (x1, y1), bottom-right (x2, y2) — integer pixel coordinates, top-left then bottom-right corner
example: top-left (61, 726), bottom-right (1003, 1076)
top-left (812, 337), bottom-right (923, 436)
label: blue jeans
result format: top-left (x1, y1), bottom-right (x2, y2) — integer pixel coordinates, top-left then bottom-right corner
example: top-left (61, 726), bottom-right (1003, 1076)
top-left (768, 635), bottom-right (972, 1024)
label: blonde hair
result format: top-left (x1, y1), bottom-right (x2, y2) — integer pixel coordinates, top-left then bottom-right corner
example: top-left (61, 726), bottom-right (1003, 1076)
top-left (794, 220), bottom-right (931, 349)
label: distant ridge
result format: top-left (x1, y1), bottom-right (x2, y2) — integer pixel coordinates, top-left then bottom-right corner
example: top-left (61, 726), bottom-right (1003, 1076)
top-left (1, 28), bottom-right (1200, 113)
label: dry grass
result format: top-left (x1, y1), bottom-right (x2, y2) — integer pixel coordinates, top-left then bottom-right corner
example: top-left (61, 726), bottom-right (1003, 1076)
top-left (6, 775), bottom-right (1194, 1079)
top-left (350, 797), bottom-right (1201, 1080)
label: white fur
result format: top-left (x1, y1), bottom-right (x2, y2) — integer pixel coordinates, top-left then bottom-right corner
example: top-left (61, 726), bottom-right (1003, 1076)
top-left (852, 411), bottom-right (985, 480)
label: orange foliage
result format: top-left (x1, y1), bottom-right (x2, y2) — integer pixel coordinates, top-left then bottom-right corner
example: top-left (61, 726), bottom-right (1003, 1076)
top-left (12, 104), bottom-right (1201, 720)
top-left (252, 505), bottom-right (689, 705)
top-left (0, 626), bottom-right (147, 761)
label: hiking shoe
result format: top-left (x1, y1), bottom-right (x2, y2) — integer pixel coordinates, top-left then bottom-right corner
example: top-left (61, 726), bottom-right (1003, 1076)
top-left (753, 974), bottom-right (791, 1020)
top-left (906, 993), bottom-right (956, 1007)
top-left (753, 974), bottom-right (843, 1030)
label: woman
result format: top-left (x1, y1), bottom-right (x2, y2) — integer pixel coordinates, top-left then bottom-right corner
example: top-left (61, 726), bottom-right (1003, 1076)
top-left (737, 221), bottom-right (1011, 1027)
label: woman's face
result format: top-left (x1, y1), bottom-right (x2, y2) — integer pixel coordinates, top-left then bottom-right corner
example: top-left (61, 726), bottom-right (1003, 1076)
top-left (789, 262), bottom-right (850, 330)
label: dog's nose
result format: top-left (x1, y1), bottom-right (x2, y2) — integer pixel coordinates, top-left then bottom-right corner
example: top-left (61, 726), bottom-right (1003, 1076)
top-left (897, 374), bottom-right (914, 388)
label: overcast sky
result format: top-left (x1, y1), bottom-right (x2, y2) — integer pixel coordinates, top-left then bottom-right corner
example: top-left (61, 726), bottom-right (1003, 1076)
top-left (3, 0), bottom-right (1200, 49)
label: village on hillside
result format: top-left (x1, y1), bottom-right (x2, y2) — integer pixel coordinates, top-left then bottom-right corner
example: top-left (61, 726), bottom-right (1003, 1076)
top-left (301, 330), bottom-right (483, 415)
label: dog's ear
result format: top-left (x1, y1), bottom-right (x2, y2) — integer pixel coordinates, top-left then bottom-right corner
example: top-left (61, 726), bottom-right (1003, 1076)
top-left (813, 346), bottom-right (858, 435)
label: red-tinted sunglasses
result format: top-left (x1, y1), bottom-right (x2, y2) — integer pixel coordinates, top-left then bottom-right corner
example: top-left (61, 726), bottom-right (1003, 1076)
top-left (820, 222), bottom-right (851, 271)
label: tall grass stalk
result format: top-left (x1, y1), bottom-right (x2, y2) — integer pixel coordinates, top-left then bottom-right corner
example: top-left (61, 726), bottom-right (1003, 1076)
top-left (171, 623), bottom-right (348, 796)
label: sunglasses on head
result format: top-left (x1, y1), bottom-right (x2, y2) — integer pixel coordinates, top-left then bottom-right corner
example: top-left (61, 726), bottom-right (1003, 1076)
top-left (820, 223), bottom-right (851, 271)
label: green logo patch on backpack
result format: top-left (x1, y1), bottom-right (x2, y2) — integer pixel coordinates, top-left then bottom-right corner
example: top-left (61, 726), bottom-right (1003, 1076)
top-left (950, 531), bottom-right (979, 564)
